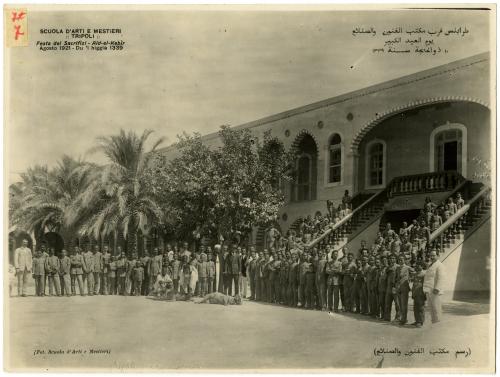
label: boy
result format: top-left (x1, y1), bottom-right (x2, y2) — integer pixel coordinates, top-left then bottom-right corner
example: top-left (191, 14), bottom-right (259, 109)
top-left (198, 253), bottom-right (208, 297)
top-left (108, 255), bottom-right (117, 295)
top-left (411, 262), bottom-right (426, 328)
top-left (207, 253), bottom-right (216, 294)
top-left (59, 249), bottom-right (72, 296)
top-left (70, 247), bottom-right (85, 296)
top-left (33, 251), bottom-right (46, 296)
top-left (133, 261), bottom-right (144, 296)
top-left (45, 248), bottom-right (61, 296)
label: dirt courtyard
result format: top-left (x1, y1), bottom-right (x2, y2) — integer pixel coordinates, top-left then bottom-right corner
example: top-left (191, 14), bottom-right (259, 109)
top-left (6, 294), bottom-right (493, 372)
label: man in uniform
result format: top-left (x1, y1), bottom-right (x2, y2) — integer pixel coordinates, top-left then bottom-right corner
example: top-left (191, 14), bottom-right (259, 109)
top-left (92, 245), bottom-right (103, 295)
top-left (32, 250), bottom-right (46, 296)
top-left (396, 255), bottom-right (411, 325)
top-left (325, 249), bottom-right (342, 312)
top-left (384, 255), bottom-right (398, 321)
top-left (70, 247), bottom-right (85, 296)
top-left (116, 252), bottom-right (127, 295)
top-left (82, 246), bottom-right (95, 296)
top-left (14, 239), bottom-right (32, 297)
top-left (59, 249), bottom-right (71, 297)
top-left (342, 253), bottom-right (356, 312)
top-left (102, 246), bottom-right (112, 295)
top-left (377, 257), bottom-right (388, 319)
top-left (141, 250), bottom-right (151, 296)
top-left (288, 253), bottom-right (299, 307)
top-left (150, 247), bottom-right (163, 293)
top-left (45, 247), bottom-right (61, 296)
top-left (315, 250), bottom-right (328, 310)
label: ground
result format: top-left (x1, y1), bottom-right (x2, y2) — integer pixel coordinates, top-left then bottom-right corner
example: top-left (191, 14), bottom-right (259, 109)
top-left (6, 290), bottom-right (493, 372)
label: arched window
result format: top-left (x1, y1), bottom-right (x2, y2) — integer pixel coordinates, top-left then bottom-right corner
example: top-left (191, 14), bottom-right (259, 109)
top-left (328, 134), bottom-right (342, 184)
top-left (365, 140), bottom-right (386, 188)
top-left (291, 133), bottom-right (318, 202)
top-left (430, 123), bottom-right (467, 177)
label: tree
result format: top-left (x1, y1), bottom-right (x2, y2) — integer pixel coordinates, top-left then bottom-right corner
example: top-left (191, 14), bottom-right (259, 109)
top-left (75, 129), bottom-right (166, 253)
top-left (9, 156), bottom-right (96, 247)
top-left (145, 126), bottom-right (292, 245)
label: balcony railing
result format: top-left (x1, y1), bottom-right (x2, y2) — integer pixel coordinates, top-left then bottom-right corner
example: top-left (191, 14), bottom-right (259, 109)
top-left (388, 171), bottom-right (465, 198)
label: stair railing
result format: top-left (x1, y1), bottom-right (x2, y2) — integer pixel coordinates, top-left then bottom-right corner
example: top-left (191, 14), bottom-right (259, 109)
top-left (429, 186), bottom-right (491, 253)
top-left (306, 187), bottom-right (388, 249)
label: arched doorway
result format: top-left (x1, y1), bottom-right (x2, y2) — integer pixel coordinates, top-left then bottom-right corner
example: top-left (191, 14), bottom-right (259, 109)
top-left (41, 232), bottom-right (65, 253)
top-left (291, 132), bottom-right (318, 202)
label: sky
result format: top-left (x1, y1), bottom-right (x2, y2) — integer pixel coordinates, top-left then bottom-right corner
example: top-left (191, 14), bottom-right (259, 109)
top-left (6, 6), bottom-right (491, 183)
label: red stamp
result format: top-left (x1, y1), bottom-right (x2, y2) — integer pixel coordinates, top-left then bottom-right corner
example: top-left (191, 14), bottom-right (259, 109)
top-left (5, 8), bottom-right (28, 47)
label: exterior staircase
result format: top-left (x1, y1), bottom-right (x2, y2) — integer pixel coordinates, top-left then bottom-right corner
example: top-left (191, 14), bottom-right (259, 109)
top-left (306, 171), bottom-right (466, 250)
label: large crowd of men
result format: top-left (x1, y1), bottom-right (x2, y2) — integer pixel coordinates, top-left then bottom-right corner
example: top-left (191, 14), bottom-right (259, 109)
top-left (13, 192), bottom-right (455, 328)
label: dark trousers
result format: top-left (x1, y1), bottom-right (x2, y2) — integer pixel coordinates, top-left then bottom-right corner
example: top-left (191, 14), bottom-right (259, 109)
top-left (327, 284), bottom-right (340, 311)
top-left (384, 290), bottom-right (400, 321)
top-left (142, 274), bottom-right (149, 295)
top-left (254, 277), bottom-right (261, 300)
top-left (249, 276), bottom-right (255, 299)
top-left (370, 289), bottom-right (378, 316)
top-left (261, 279), bottom-right (268, 302)
top-left (305, 277), bottom-right (315, 309)
top-left (118, 276), bottom-right (126, 295)
top-left (413, 294), bottom-right (426, 324)
top-left (317, 278), bottom-right (327, 309)
top-left (298, 283), bottom-right (306, 306)
top-left (288, 284), bottom-right (298, 306)
top-left (343, 280), bottom-right (352, 311)
top-left (34, 275), bottom-right (45, 296)
top-left (378, 290), bottom-right (386, 318)
top-left (399, 282), bottom-right (410, 323)
top-left (280, 281), bottom-right (288, 303)
top-left (360, 283), bottom-right (369, 314)
top-left (273, 279), bottom-right (280, 302)
top-left (207, 278), bottom-right (214, 294)
top-left (267, 279), bottom-right (274, 302)
top-left (173, 278), bottom-right (179, 293)
top-left (339, 284), bottom-right (344, 309)
top-left (351, 281), bottom-right (361, 312)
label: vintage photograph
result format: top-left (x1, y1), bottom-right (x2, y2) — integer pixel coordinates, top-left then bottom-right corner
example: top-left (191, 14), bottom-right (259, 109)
top-left (4, 4), bottom-right (495, 372)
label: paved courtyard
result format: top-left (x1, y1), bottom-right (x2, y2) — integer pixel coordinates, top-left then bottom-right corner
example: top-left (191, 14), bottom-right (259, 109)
top-left (6, 291), bottom-right (492, 372)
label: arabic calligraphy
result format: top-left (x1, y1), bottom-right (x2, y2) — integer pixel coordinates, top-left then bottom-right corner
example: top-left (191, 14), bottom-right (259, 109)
top-left (373, 347), bottom-right (472, 358)
top-left (352, 25), bottom-right (470, 56)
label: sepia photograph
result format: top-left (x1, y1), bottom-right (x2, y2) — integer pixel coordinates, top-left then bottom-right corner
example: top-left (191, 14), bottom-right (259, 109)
top-left (3, 4), bottom-right (496, 372)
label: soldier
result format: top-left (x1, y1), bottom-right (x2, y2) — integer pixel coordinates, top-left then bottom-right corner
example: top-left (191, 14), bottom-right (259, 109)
top-left (59, 249), bottom-right (71, 297)
top-left (82, 247), bottom-right (95, 296)
top-left (92, 245), bottom-right (103, 295)
top-left (325, 249), bottom-right (342, 312)
top-left (141, 250), bottom-right (151, 296)
top-left (342, 253), bottom-right (355, 312)
top-left (315, 250), bottom-right (327, 310)
top-left (102, 246), bottom-right (112, 295)
top-left (288, 253), bottom-right (299, 307)
top-left (32, 250), bottom-right (46, 296)
top-left (45, 247), bottom-right (61, 296)
top-left (70, 247), bottom-right (85, 296)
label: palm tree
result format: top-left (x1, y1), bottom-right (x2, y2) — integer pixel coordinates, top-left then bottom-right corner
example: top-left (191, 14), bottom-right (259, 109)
top-left (9, 156), bottom-right (96, 247)
top-left (76, 129), bottom-right (166, 254)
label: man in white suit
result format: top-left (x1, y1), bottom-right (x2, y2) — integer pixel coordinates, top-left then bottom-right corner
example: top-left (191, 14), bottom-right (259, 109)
top-left (14, 239), bottom-right (33, 297)
top-left (423, 250), bottom-right (446, 323)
